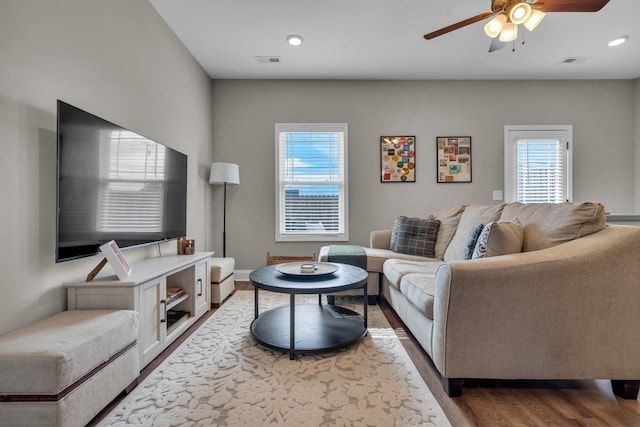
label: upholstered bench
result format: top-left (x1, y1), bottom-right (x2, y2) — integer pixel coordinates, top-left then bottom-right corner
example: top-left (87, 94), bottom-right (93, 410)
top-left (211, 257), bottom-right (235, 306)
top-left (0, 310), bottom-right (140, 427)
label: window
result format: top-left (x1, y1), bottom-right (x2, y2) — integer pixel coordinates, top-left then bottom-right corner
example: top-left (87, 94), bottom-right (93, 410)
top-left (504, 125), bottom-right (572, 203)
top-left (275, 123), bottom-right (348, 242)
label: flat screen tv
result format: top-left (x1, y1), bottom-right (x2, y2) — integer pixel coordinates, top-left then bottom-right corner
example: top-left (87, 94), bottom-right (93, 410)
top-left (56, 100), bottom-right (187, 262)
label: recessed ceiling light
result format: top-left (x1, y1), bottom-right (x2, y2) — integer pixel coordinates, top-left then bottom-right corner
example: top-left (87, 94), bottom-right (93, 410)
top-left (608, 35), bottom-right (629, 47)
top-left (286, 34), bottom-right (304, 46)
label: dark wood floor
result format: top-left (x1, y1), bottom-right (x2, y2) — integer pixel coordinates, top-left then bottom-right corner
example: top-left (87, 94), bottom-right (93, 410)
top-left (90, 282), bottom-right (640, 426)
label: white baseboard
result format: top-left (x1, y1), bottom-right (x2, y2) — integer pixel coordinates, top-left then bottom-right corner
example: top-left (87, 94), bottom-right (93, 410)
top-left (234, 270), bottom-right (252, 281)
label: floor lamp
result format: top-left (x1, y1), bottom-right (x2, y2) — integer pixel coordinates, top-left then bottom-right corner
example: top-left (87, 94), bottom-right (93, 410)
top-left (209, 162), bottom-right (240, 257)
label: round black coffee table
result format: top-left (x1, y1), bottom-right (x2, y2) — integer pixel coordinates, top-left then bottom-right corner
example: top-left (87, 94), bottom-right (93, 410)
top-left (249, 263), bottom-right (368, 360)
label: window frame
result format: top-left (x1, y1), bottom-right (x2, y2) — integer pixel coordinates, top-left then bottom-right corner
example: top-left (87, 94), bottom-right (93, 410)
top-left (274, 123), bottom-right (349, 242)
top-left (504, 125), bottom-right (573, 203)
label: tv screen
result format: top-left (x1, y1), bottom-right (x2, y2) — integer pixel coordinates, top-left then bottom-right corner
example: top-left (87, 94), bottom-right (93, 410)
top-left (56, 100), bottom-right (187, 262)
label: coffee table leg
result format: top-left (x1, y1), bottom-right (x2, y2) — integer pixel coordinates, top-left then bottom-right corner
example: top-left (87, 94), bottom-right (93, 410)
top-left (290, 294), bottom-right (295, 360)
top-left (364, 283), bottom-right (368, 333)
top-left (254, 287), bottom-right (259, 319)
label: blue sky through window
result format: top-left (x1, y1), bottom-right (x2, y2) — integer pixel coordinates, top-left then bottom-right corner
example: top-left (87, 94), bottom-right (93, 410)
top-left (283, 132), bottom-right (340, 196)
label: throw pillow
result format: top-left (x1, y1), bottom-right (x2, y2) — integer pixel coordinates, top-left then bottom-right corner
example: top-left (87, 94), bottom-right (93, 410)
top-left (462, 224), bottom-right (484, 260)
top-left (472, 218), bottom-right (523, 259)
top-left (392, 216), bottom-right (440, 258)
top-left (389, 216), bottom-right (401, 250)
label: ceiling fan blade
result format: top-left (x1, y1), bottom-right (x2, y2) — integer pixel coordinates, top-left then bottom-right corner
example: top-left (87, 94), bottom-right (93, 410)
top-left (489, 38), bottom-right (506, 53)
top-left (424, 11), bottom-right (496, 39)
top-left (535, 0), bottom-right (610, 13)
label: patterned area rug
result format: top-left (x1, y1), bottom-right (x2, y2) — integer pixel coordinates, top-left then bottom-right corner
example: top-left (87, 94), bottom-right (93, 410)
top-left (99, 291), bottom-right (450, 426)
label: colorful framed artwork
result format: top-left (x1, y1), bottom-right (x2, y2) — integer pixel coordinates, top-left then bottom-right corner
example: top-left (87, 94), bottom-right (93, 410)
top-left (437, 136), bottom-right (472, 183)
top-left (380, 136), bottom-right (416, 182)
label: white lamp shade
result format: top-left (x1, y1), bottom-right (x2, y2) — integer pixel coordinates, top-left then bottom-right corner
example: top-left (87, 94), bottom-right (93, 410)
top-left (523, 9), bottom-right (546, 31)
top-left (209, 162), bottom-right (240, 185)
top-left (509, 2), bottom-right (531, 25)
top-left (499, 23), bottom-right (518, 42)
top-left (484, 14), bottom-right (507, 38)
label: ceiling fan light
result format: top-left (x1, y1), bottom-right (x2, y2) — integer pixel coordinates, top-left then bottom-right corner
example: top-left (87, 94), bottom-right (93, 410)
top-left (499, 23), bottom-right (518, 42)
top-left (523, 9), bottom-right (545, 31)
top-left (608, 35), bottom-right (629, 47)
top-left (484, 14), bottom-right (507, 38)
top-left (509, 3), bottom-right (531, 25)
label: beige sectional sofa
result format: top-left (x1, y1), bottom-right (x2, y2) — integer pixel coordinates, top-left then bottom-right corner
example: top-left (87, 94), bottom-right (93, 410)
top-left (332, 202), bottom-right (640, 397)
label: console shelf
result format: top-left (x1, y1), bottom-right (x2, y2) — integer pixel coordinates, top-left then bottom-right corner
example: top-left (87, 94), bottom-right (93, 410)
top-left (65, 252), bottom-right (213, 368)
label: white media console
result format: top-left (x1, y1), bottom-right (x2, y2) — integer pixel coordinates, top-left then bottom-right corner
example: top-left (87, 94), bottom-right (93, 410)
top-left (65, 252), bottom-right (213, 368)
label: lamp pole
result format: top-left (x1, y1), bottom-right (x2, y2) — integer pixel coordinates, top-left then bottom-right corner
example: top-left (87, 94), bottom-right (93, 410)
top-left (222, 181), bottom-right (227, 257)
top-left (209, 162), bottom-right (239, 258)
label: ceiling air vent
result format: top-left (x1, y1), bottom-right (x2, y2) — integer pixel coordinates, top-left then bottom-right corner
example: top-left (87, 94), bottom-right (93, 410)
top-left (561, 57), bottom-right (592, 64)
top-left (255, 56), bottom-right (281, 63)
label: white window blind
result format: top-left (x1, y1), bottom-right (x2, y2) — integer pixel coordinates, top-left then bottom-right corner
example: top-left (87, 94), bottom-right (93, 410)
top-left (97, 130), bottom-right (166, 232)
top-left (275, 123), bottom-right (348, 242)
top-left (516, 139), bottom-right (565, 203)
top-left (504, 126), bottom-right (572, 203)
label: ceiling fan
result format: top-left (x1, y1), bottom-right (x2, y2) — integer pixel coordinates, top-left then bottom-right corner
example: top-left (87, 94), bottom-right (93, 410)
top-left (424, 0), bottom-right (610, 52)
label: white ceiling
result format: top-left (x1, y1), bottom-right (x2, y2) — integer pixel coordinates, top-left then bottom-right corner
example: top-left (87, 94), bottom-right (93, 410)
top-left (148, 0), bottom-right (640, 80)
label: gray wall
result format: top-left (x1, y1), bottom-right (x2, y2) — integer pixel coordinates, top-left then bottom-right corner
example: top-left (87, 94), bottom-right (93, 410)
top-left (0, 0), bottom-right (213, 335)
top-left (635, 79), bottom-right (640, 212)
top-left (211, 79), bottom-right (637, 271)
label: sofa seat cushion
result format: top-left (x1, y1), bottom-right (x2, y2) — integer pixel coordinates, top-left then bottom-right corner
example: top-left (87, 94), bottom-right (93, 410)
top-left (500, 202), bottom-right (606, 252)
top-left (383, 259), bottom-right (444, 290)
top-left (321, 246), bottom-right (435, 273)
top-left (399, 273), bottom-right (436, 320)
top-left (0, 310), bottom-right (139, 395)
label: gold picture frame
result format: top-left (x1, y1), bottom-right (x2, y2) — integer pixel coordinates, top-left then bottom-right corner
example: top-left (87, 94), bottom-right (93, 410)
top-left (380, 136), bottom-right (416, 182)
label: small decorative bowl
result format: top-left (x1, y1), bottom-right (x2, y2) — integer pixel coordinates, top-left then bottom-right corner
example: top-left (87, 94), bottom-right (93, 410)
top-left (300, 263), bottom-right (316, 273)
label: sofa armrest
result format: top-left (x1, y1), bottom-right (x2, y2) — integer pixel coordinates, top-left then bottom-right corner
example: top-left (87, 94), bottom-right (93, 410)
top-left (370, 229), bottom-right (391, 249)
top-left (431, 225), bottom-right (640, 380)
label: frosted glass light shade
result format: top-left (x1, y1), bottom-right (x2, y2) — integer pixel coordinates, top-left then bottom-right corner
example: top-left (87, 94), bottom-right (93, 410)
top-left (523, 9), bottom-right (546, 31)
top-left (499, 23), bottom-right (518, 42)
top-left (209, 162), bottom-right (240, 185)
top-left (509, 3), bottom-right (531, 25)
top-left (608, 35), bottom-right (629, 47)
top-left (484, 14), bottom-right (507, 38)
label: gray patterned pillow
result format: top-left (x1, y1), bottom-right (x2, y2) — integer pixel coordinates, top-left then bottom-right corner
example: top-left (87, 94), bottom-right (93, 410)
top-left (389, 216), bottom-right (401, 250)
top-left (392, 216), bottom-right (440, 258)
top-left (462, 224), bottom-right (484, 260)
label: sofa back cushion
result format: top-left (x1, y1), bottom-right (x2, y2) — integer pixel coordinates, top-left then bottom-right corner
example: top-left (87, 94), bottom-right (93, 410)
top-left (499, 202), bottom-right (606, 252)
top-left (430, 204), bottom-right (466, 259)
top-left (444, 204), bottom-right (505, 262)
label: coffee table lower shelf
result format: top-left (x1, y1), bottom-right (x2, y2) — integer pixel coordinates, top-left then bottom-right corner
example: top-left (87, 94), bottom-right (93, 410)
top-left (250, 304), bottom-right (366, 359)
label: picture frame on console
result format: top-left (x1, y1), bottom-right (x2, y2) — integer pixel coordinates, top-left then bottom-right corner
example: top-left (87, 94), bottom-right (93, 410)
top-left (437, 136), bottom-right (472, 183)
top-left (100, 240), bottom-right (133, 280)
top-left (380, 135), bottom-right (416, 182)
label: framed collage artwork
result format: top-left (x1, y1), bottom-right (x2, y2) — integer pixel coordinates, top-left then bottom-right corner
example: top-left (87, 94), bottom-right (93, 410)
top-left (380, 136), bottom-right (415, 182)
top-left (437, 136), bottom-right (472, 183)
